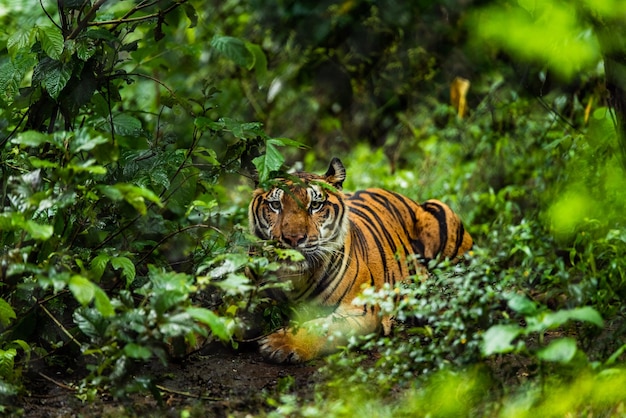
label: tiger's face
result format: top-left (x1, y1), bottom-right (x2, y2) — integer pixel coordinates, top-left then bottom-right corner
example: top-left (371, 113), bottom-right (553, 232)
top-left (249, 159), bottom-right (348, 264)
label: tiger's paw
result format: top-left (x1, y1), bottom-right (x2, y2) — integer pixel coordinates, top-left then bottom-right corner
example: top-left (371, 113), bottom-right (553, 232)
top-left (259, 329), bottom-right (314, 364)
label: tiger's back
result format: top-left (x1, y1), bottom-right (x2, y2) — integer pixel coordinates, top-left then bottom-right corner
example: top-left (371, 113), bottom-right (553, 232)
top-left (249, 158), bottom-right (472, 363)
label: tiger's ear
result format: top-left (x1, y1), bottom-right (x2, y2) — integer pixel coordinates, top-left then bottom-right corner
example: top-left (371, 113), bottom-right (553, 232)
top-left (324, 158), bottom-right (346, 190)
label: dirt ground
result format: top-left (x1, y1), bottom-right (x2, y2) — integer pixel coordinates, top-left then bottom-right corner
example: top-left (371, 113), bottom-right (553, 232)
top-left (16, 342), bottom-right (323, 417)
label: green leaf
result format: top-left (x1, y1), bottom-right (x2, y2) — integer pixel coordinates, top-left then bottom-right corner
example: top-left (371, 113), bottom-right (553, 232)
top-left (76, 38), bottom-right (97, 61)
top-left (211, 35), bottom-right (252, 67)
top-left (506, 293), bottom-right (537, 316)
top-left (0, 349), bottom-right (17, 381)
top-left (99, 183), bottom-right (163, 215)
top-left (93, 287), bottom-right (115, 317)
top-left (111, 256), bottom-right (136, 287)
top-left (111, 113), bottom-right (143, 137)
top-left (124, 343), bottom-right (152, 360)
top-left (91, 253), bottom-right (111, 281)
top-left (69, 275), bottom-right (96, 306)
top-left (7, 27), bottom-right (35, 56)
top-left (73, 308), bottom-right (108, 339)
top-left (12, 130), bottom-right (52, 148)
top-left (24, 220), bottom-right (54, 241)
top-left (481, 324), bottom-right (524, 356)
top-left (186, 307), bottom-right (231, 342)
top-left (245, 42), bottom-right (268, 84)
top-left (0, 298), bottom-right (17, 328)
top-left (33, 58), bottom-right (73, 99)
top-left (253, 138), bottom-right (286, 184)
top-left (38, 25), bottom-right (65, 60)
top-left (537, 337), bottom-right (578, 363)
top-left (69, 132), bottom-right (109, 153)
top-left (535, 307), bottom-right (604, 331)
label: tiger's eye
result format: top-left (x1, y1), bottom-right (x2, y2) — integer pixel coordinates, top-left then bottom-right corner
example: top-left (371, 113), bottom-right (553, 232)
top-left (268, 200), bottom-right (281, 212)
top-left (309, 200), bottom-right (324, 213)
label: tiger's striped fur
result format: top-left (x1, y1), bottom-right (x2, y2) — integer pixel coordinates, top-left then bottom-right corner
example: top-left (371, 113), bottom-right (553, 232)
top-left (249, 158), bottom-right (473, 363)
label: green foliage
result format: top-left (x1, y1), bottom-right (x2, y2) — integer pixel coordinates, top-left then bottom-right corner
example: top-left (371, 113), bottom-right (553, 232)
top-left (1, 0), bottom-right (626, 415)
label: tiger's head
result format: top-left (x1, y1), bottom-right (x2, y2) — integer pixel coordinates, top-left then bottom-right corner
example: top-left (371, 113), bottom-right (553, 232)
top-left (249, 158), bottom-right (349, 264)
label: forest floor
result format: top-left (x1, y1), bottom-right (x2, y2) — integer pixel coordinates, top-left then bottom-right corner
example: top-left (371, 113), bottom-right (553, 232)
top-left (17, 342), bottom-right (323, 417)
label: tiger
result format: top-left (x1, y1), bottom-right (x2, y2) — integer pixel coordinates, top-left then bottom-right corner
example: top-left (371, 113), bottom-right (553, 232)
top-left (248, 158), bottom-right (473, 363)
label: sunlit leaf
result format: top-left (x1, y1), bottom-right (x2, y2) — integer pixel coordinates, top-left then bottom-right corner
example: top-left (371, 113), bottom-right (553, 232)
top-left (537, 337), bottom-right (577, 363)
top-left (0, 298), bottom-right (17, 328)
top-left (24, 220), bottom-right (53, 241)
top-left (12, 131), bottom-right (52, 148)
top-left (111, 256), bottom-right (136, 287)
top-left (0, 349), bottom-right (17, 381)
top-left (481, 324), bottom-right (523, 356)
top-left (7, 27), bottom-right (35, 56)
top-left (93, 287), bottom-right (115, 317)
top-left (505, 293), bottom-right (537, 316)
top-left (69, 275), bottom-right (96, 306)
top-left (90, 254), bottom-right (110, 281)
top-left (38, 25), bottom-right (65, 60)
top-left (69, 132), bottom-right (109, 153)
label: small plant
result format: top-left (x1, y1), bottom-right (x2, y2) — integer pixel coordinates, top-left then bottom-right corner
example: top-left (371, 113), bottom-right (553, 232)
top-left (481, 292), bottom-right (604, 365)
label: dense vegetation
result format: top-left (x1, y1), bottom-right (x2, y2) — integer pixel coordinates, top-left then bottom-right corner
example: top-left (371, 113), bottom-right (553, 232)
top-left (1, 0), bottom-right (626, 416)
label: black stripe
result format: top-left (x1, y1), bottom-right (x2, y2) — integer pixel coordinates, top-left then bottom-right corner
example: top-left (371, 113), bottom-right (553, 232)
top-left (421, 201), bottom-right (448, 256)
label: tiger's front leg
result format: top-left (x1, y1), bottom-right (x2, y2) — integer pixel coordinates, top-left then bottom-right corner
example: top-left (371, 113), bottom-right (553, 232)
top-left (259, 306), bottom-right (379, 363)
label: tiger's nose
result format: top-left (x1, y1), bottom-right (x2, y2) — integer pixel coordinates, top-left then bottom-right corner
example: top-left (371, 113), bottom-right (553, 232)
top-left (282, 233), bottom-right (307, 247)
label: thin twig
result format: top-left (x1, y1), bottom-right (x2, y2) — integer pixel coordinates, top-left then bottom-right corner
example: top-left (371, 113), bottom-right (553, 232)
top-left (38, 371), bottom-right (76, 391)
top-left (66, 0), bottom-right (109, 40)
top-left (155, 384), bottom-right (223, 401)
top-left (37, 299), bottom-right (82, 349)
top-left (86, 0), bottom-right (187, 30)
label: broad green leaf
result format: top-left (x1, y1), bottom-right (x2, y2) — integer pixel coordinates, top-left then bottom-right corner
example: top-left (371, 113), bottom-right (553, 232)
top-left (537, 337), bottom-right (577, 363)
top-left (475, 2), bottom-right (598, 80)
top-left (65, 160), bottom-right (107, 175)
top-left (24, 220), bottom-right (53, 241)
top-left (506, 293), bottom-right (537, 316)
top-left (90, 253), bottom-right (111, 280)
top-left (69, 275), bottom-right (96, 306)
top-left (481, 324), bottom-right (523, 356)
top-left (0, 349), bottom-right (17, 381)
top-left (38, 25), bottom-right (65, 60)
top-left (216, 273), bottom-right (254, 296)
top-left (253, 138), bottom-right (286, 184)
top-left (211, 35), bottom-right (252, 67)
top-left (12, 131), bottom-right (52, 148)
top-left (111, 113), bottom-right (143, 137)
top-left (33, 58), bottom-right (73, 99)
top-left (0, 298), bottom-right (17, 328)
top-left (111, 256), bottom-right (136, 287)
top-left (69, 132), bottom-right (109, 153)
top-left (533, 307), bottom-right (604, 331)
top-left (93, 287), bottom-right (115, 317)
top-left (7, 27), bottom-right (35, 56)
top-left (124, 343), bottom-right (152, 360)
top-left (73, 308), bottom-right (108, 339)
top-left (76, 38), bottom-right (97, 61)
top-left (186, 307), bottom-right (231, 342)
top-left (99, 183), bottom-right (163, 215)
